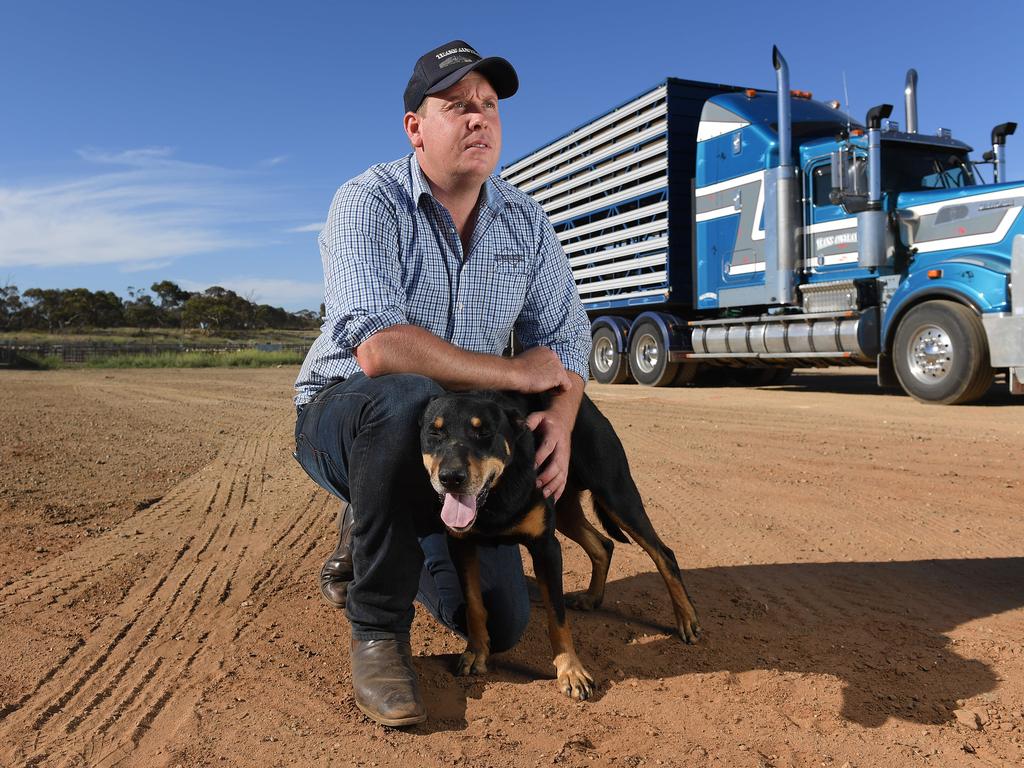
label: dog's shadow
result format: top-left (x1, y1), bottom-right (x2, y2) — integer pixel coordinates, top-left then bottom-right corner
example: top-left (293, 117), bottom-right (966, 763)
top-left (415, 556), bottom-right (1024, 733)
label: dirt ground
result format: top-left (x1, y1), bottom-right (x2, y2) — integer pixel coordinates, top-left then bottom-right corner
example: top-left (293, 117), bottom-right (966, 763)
top-left (1, 367), bottom-right (1022, 768)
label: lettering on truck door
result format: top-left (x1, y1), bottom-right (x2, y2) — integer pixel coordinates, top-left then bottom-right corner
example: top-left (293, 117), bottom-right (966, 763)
top-left (805, 162), bottom-right (858, 273)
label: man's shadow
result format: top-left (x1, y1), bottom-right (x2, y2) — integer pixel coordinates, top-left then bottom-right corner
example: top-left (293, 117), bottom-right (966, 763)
top-left (416, 556), bottom-right (1023, 733)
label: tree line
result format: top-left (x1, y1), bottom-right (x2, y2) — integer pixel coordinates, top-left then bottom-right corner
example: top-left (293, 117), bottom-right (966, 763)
top-left (0, 281), bottom-right (321, 332)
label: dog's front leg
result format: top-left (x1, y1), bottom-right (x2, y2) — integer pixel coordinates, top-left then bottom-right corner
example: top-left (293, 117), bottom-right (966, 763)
top-left (448, 536), bottom-right (490, 675)
top-left (526, 533), bottom-right (595, 700)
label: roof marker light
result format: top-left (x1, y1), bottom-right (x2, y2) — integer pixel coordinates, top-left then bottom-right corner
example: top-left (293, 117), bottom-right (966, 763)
top-left (745, 88), bottom-right (757, 98)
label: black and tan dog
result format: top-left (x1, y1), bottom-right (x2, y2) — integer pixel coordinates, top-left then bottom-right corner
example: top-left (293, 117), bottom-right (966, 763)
top-left (420, 390), bottom-right (700, 700)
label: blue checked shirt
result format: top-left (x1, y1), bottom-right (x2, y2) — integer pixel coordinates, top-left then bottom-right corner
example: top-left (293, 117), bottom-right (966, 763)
top-left (294, 154), bottom-right (591, 406)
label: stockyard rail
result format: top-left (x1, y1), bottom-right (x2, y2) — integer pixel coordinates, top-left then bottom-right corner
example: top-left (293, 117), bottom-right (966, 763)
top-left (0, 342), bottom-right (312, 365)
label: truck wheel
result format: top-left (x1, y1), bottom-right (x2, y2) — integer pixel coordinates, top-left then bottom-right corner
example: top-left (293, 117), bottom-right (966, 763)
top-left (629, 321), bottom-right (679, 387)
top-left (892, 300), bottom-right (994, 405)
top-left (590, 327), bottom-right (630, 384)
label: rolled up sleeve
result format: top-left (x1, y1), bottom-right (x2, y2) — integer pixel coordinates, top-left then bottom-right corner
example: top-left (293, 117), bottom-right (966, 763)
top-left (320, 183), bottom-right (408, 352)
top-left (515, 212), bottom-right (591, 380)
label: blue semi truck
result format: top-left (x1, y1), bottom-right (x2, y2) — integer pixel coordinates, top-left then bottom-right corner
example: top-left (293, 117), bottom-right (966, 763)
top-left (500, 48), bottom-right (1023, 404)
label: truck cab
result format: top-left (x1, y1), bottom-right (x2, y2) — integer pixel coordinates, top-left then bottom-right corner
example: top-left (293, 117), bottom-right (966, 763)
top-left (688, 53), bottom-right (1023, 404)
top-left (501, 49), bottom-right (1022, 404)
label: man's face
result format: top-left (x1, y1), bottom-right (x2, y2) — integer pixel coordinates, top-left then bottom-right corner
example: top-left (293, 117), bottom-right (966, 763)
top-left (406, 71), bottom-right (502, 187)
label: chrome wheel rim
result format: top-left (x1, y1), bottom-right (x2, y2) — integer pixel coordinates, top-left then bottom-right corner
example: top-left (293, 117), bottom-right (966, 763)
top-left (634, 333), bottom-right (660, 374)
top-left (907, 323), bottom-right (954, 384)
top-left (593, 336), bottom-right (615, 373)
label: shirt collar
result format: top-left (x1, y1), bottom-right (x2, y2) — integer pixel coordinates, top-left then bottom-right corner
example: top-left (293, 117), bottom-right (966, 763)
top-left (409, 153), bottom-right (504, 214)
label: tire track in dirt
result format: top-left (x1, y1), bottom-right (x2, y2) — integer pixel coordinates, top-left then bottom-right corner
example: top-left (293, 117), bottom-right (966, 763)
top-left (26, 425), bottom-right (311, 765)
top-left (0, 430), bottom-right (268, 764)
top-left (228, 489), bottom-right (328, 644)
top-left (16, 535), bottom-right (195, 738)
top-left (74, 425), bottom-right (319, 765)
top-left (52, 435), bottom-right (263, 748)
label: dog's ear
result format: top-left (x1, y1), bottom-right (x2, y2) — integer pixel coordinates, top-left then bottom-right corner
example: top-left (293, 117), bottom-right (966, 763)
top-left (503, 407), bottom-right (529, 436)
top-left (419, 394), bottom-right (443, 427)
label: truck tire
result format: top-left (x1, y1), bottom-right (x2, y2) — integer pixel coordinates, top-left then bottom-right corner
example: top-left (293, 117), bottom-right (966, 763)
top-left (892, 300), bottom-right (994, 405)
top-left (629, 321), bottom-right (679, 387)
top-left (590, 326), bottom-right (631, 384)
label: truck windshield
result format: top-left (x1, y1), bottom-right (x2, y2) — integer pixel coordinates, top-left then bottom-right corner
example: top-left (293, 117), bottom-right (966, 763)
top-left (882, 146), bottom-right (976, 193)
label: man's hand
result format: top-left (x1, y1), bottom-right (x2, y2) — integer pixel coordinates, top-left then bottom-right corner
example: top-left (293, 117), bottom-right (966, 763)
top-left (513, 346), bottom-right (571, 394)
top-left (526, 407), bottom-right (574, 501)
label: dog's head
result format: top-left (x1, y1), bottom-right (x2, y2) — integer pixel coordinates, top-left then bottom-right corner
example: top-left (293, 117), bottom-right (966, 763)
top-left (420, 392), bottom-right (529, 533)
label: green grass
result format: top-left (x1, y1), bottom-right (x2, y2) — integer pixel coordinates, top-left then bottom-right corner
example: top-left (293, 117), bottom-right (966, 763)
top-left (14, 353), bottom-right (64, 370)
top-left (82, 349), bottom-right (306, 368)
top-left (13, 349), bottom-right (304, 369)
top-left (0, 328), bottom-right (318, 346)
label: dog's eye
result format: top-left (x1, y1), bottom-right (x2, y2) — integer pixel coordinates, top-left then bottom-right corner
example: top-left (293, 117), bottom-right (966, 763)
top-left (475, 429), bottom-right (494, 440)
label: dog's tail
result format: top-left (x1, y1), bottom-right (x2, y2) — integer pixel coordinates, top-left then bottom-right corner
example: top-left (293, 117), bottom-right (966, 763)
top-left (593, 498), bottom-right (629, 543)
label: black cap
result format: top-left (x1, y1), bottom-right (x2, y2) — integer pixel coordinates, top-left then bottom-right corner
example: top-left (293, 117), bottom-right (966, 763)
top-left (404, 39), bottom-right (518, 114)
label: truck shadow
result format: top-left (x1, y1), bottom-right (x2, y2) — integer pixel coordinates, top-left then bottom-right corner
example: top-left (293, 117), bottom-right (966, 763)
top-left (771, 371), bottom-right (1020, 405)
top-left (419, 557), bottom-right (1022, 731)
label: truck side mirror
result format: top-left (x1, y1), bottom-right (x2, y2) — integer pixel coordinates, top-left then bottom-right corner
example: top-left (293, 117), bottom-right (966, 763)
top-left (829, 147), bottom-right (870, 214)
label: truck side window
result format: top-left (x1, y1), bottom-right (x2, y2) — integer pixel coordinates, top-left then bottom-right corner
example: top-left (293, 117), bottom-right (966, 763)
top-left (812, 165), bottom-right (832, 206)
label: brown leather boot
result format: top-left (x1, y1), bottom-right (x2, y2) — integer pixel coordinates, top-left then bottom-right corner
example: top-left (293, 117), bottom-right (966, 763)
top-left (320, 503), bottom-right (354, 609)
top-left (350, 638), bottom-right (426, 727)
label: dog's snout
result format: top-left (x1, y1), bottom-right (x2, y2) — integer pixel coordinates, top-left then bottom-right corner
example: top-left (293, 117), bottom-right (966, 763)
top-left (439, 466), bottom-right (467, 489)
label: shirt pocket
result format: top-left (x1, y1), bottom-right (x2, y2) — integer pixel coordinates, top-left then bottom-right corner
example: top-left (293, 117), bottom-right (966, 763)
top-left (482, 256), bottom-right (530, 348)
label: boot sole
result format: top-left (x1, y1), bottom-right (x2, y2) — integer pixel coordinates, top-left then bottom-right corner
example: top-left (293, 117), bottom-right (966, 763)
top-left (354, 699), bottom-right (427, 727)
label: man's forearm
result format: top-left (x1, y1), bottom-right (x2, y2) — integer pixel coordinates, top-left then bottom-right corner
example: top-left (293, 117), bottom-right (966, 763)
top-left (354, 324), bottom-right (520, 391)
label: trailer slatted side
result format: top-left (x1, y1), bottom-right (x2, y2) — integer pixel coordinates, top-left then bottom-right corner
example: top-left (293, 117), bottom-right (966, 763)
top-left (502, 84), bottom-right (670, 310)
top-left (502, 77), bottom-right (744, 313)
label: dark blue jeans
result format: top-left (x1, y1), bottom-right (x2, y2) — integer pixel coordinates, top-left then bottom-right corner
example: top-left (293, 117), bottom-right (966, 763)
top-left (294, 373), bottom-right (530, 651)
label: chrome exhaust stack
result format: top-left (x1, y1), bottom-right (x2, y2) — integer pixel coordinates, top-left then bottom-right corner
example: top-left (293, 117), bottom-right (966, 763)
top-left (992, 122), bottom-right (1017, 183)
top-left (858, 104), bottom-right (894, 270)
top-left (770, 45), bottom-right (799, 304)
top-left (903, 69), bottom-right (918, 134)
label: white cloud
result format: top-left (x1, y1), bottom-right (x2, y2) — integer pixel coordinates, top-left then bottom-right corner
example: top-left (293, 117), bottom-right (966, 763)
top-left (286, 221), bottom-right (325, 233)
top-left (0, 147), bottom-right (271, 269)
top-left (178, 277), bottom-right (324, 310)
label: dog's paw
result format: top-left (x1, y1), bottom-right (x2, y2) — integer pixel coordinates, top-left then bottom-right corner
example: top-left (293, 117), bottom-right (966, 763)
top-left (554, 653), bottom-right (595, 701)
top-left (564, 591), bottom-right (601, 611)
top-left (677, 611), bottom-right (701, 644)
top-left (455, 649), bottom-right (488, 676)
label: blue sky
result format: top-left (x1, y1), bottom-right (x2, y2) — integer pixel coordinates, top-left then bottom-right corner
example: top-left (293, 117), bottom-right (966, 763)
top-left (2, 1), bottom-right (1022, 311)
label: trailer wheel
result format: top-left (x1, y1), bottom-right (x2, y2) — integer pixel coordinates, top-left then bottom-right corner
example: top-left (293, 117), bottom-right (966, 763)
top-left (590, 326), bottom-right (631, 384)
top-left (629, 321), bottom-right (679, 386)
top-left (892, 300), bottom-right (994, 405)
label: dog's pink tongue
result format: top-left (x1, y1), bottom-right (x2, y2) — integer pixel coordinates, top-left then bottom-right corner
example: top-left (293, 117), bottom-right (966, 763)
top-left (441, 493), bottom-right (477, 529)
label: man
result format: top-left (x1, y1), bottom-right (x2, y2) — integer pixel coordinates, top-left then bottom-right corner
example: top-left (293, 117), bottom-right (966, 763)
top-left (293, 39), bottom-right (590, 727)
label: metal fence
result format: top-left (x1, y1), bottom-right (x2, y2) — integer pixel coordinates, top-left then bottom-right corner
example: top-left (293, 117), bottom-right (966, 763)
top-left (0, 342), bottom-right (312, 364)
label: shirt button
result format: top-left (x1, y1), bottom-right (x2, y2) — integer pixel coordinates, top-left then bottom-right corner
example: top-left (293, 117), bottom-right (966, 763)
top-left (457, 303), bottom-right (464, 311)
